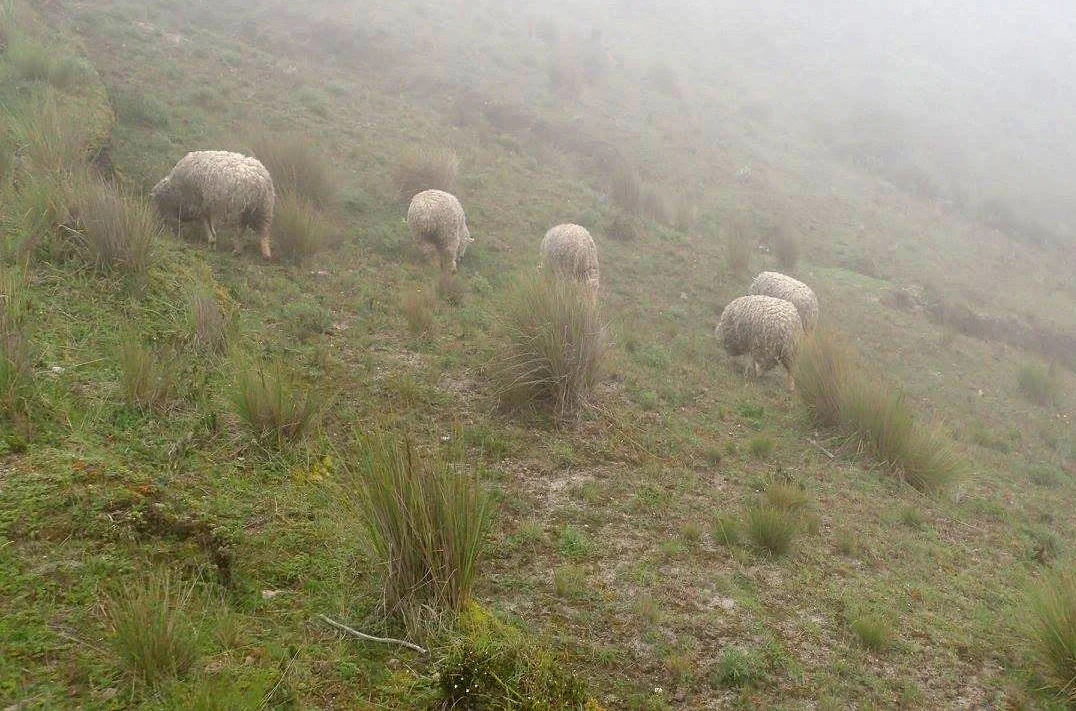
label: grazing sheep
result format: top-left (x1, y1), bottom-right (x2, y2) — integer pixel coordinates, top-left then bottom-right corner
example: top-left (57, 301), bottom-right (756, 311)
top-left (538, 224), bottom-right (600, 302)
top-left (716, 294), bottom-right (803, 390)
top-left (749, 271), bottom-right (819, 331)
top-left (407, 189), bottom-right (472, 273)
top-left (151, 151), bottom-right (275, 259)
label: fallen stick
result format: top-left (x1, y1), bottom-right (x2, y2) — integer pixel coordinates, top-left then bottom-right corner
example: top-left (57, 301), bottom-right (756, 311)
top-left (808, 439), bottom-right (836, 459)
top-left (317, 614), bottom-right (427, 654)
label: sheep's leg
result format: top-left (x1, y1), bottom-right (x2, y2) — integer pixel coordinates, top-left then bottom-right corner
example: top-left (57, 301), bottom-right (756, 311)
top-left (785, 368), bottom-right (796, 392)
top-left (258, 225), bottom-right (272, 260)
top-left (203, 215), bottom-right (216, 248)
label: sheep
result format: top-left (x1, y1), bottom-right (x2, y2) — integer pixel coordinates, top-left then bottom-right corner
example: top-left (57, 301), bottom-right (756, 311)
top-left (151, 151), bottom-right (275, 259)
top-left (406, 189), bottom-right (472, 274)
top-left (715, 294), bottom-right (804, 390)
top-left (538, 223), bottom-right (600, 303)
top-left (749, 271), bottom-right (819, 331)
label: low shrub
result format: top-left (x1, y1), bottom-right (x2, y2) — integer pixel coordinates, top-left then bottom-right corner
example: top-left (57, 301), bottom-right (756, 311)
top-left (251, 133), bottom-right (334, 206)
top-left (118, 341), bottom-right (176, 411)
top-left (105, 571), bottom-right (202, 688)
top-left (491, 274), bottom-right (607, 421)
top-left (438, 604), bottom-right (589, 708)
top-left (1029, 571), bottom-right (1076, 703)
top-left (341, 434), bottom-right (491, 619)
top-left (1017, 362), bottom-right (1062, 408)
top-left (393, 145), bottom-right (458, 203)
top-left (231, 362), bottom-right (316, 446)
top-left (271, 192), bottom-right (331, 265)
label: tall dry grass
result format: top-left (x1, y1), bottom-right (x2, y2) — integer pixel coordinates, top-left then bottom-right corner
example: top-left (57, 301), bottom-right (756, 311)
top-left (393, 145), bottom-right (458, 203)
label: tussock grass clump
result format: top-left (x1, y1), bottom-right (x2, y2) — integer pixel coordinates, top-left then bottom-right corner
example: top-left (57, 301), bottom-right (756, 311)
top-left (714, 647), bottom-right (763, 688)
top-left (763, 481), bottom-right (810, 513)
top-left (393, 145), bottom-right (458, 202)
top-left (400, 287), bottom-right (435, 336)
top-left (795, 331), bottom-right (963, 492)
top-left (7, 96), bottom-right (92, 175)
top-left (64, 177), bottom-right (159, 275)
top-left (745, 505), bottom-right (797, 557)
top-left (271, 192), bottom-right (331, 265)
top-left (7, 36), bottom-right (89, 90)
top-left (105, 571), bottom-right (202, 688)
top-left (438, 604), bottom-right (589, 708)
top-left (118, 342), bottom-right (175, 411)
top-left (1029, 571), bottom-right (1076, 703)
top-left (748, 435), bottom-right (775, 460)
top-left (436, 271), bottom-right (466, 306)
top-left (491, 274), bottom-right (607, 421)
top-left (553, 564), bottom-right (586, 598)
top-left (342, 434), bottom-right (491, 619)
top-left (189, 293), bottom-right (229, 351)
top-left (850, 614), bottom-right (892, 653)
top-left (231, 363), bottom-right (316, 445)
top-left (605, 211), bottom-right (644, 242)
top-left (712, 513), bottom-right (740, 547)
top-left (251, 133), bottom-right (334, 206)
top-left (1017, 362), bottom-right (1062, 408)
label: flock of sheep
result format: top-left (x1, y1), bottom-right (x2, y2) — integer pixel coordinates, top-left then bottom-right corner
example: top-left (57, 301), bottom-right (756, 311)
top-left (150, 149), bottom-right (818, 387)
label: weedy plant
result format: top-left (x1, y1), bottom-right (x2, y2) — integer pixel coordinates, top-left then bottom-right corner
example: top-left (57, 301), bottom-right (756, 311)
top-left (250, 132), bottom-right (334, 205)
top-left (231, 362), bottom-right (316, 445)
top-left (491, 273), bottom-right (607, 421)
top-left (271, 192), bottom-right (331, 265)
top-left (1029, 571), bottom-right (1076, 703)
top-left (104, 571), bottom-right (203, 688)
top-left (342, 434), bottom-right (491, 620)
top-left (393, 145), bottom-right (458, 202)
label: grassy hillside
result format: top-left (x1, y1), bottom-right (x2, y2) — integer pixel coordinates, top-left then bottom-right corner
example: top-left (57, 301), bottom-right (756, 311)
top-left (1, 0), bottom-right (1075, 708)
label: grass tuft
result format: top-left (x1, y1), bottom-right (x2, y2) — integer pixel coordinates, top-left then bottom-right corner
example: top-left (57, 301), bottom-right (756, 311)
top-left (1029, 571), bottom-right (1076, 703)
top-left (610, 163), bottom-right (643, 216)
top-left (251, 133), bottom-right (335, 206)
top-left (64, 176), bottom-right (159, 276)
top-left (712, 513), bottom-right (740, 547)
top-left (795, 331), bottom-right (963, 492)
top-left (849, 614), bottom-right (892, 653)
top-left (105, 571), bottom-right (202, 688)
top-left (748, 435), bottom-right (775, 460)
top-left (725, 221), bottom-right (752, 277)
top-left (772, 225), bottom-right (801, 272)
top-left (491, 274), bottom-right (607, 421)
top-left (231, 362), bottom-right (316, 445)
top-left (343, 434), bottom-right (490, 619)
top-left (714, 647), bottom-right (763, 688)
top-left (745, 505), bottom-right (797, 557)
top-left (7, 35), bottom-right (91, 90)
top-left (605, 210), bottom-right (644, 242)
top-left (1017, 362), bottom-right (1062, 408)
top-left (271, 192), bottom-right (331, 265)
top-left (118, 341), bottom-right (176, 411)
top-left (0, 266), bottom-right (34, 420)
top-left (189, 292), bottom-right (229, 352)
top-left (400, 287), bottom-right (435, 336)
top-left (393, 145), bottom-right (458, 202)
top-left (553, 564), bottom-right (586, 599)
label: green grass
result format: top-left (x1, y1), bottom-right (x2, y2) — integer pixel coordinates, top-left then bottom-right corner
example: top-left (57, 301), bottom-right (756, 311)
top-left (341, 433), bottom-right (491, 620)
top-left (491, 274), bottom-right (607, 421)
top-left (553, 564), bottom-right (586, 599)
top-left (749, 434), bottom-right (775, 459)
top-left (745, 505), bottom-right (797, 557)
top-left (230, 362), bottom-right (316, 445)
top-left (271, 192), bottom-right (332, 265)
top-left (712, 513), bottom-right (741, 547)
top-left (118, 341), bottom-right (176, 411)
top-left (1029, 571), bottom-right (1076, 703)
top-left (713, 647), bottom-right (763, 688)
top-left (104, 571), bottom-right (203, 688)
top-left (400, 286), bottom-right (435, 336)
top-left (849, 614), bottom-right (892, 653)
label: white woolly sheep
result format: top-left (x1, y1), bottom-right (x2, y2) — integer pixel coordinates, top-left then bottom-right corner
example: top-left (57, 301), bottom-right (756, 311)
top-left (407, 189), bottom-right (472, 274)
top-left (538, 223), bottom-right (600, 302)
top-left (151, 151), bottom-right (275, 259)
top-left (749, 271), bottom-right (819, 331)
top-left (716, 294), bottom-right (804, 390)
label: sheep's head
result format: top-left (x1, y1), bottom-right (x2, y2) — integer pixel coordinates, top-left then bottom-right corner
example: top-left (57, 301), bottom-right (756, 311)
top-left (457, 223), bottom-right (473, 260)
top-left (150, 175), bottom-right (183, 224)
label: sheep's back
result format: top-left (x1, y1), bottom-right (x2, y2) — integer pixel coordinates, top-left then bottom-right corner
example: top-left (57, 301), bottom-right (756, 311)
top-left (169, 151), bottom-right (274, 222)
top-left (716, 294), bottom-right (802, 364)
top-left (749, 271), bottom-right (819, 330)
top-left (540, 224), bottom-right (599, 282)
top-left (407, 189), bottom-right (465, 242)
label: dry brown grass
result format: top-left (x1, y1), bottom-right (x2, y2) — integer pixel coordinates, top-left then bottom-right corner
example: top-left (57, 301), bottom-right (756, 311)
top-left (393, 145), bottom-right (458, 202)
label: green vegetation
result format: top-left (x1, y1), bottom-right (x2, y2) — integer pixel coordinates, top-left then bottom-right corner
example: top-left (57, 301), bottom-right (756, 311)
top-left (745, 505), bottom-right (798, 557)
top-left (849, 614), bottom-right (893, 653)
top-left (491, 274), bottom-right (607, 420)
top-left (250, 132), bottom-right (334, 206)
top-left (342, 434), bottom-right (491, 620)
top-left (271, 191), bottom-right (331, 264)
top-left (230, 362), bottom-right (316, 445)
top-left (1017, 362), bottom-right (1063, 408)
top-left (1029, 571), bottom-right (1076, 703)
top-left (118, 341), bottom-right (176, 410)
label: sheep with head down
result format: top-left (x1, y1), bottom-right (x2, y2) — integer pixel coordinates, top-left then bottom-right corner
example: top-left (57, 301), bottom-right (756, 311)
top-left (151, 150), bottom-right (275, 259)
top-left (538, 223), bottom-right (600, 304)
top-left (407, 189), bottom-right (472, 274)
top-left (716, 294), bottom-right (803, 390)
top-left (749, 270), bottom-right (819, 331)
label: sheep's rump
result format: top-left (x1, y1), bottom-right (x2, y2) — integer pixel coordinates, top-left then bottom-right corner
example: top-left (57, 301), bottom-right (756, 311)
top-left (539, 223), bottom-right (600, 293)
top-left (716, 294), bottom-right (803, 372)
top-left (407, 189), bottom-right (469, 271)
top-left (152, 151), bottom-right (275, 232)
top-left (749, 271), bottom-right (819, 331)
